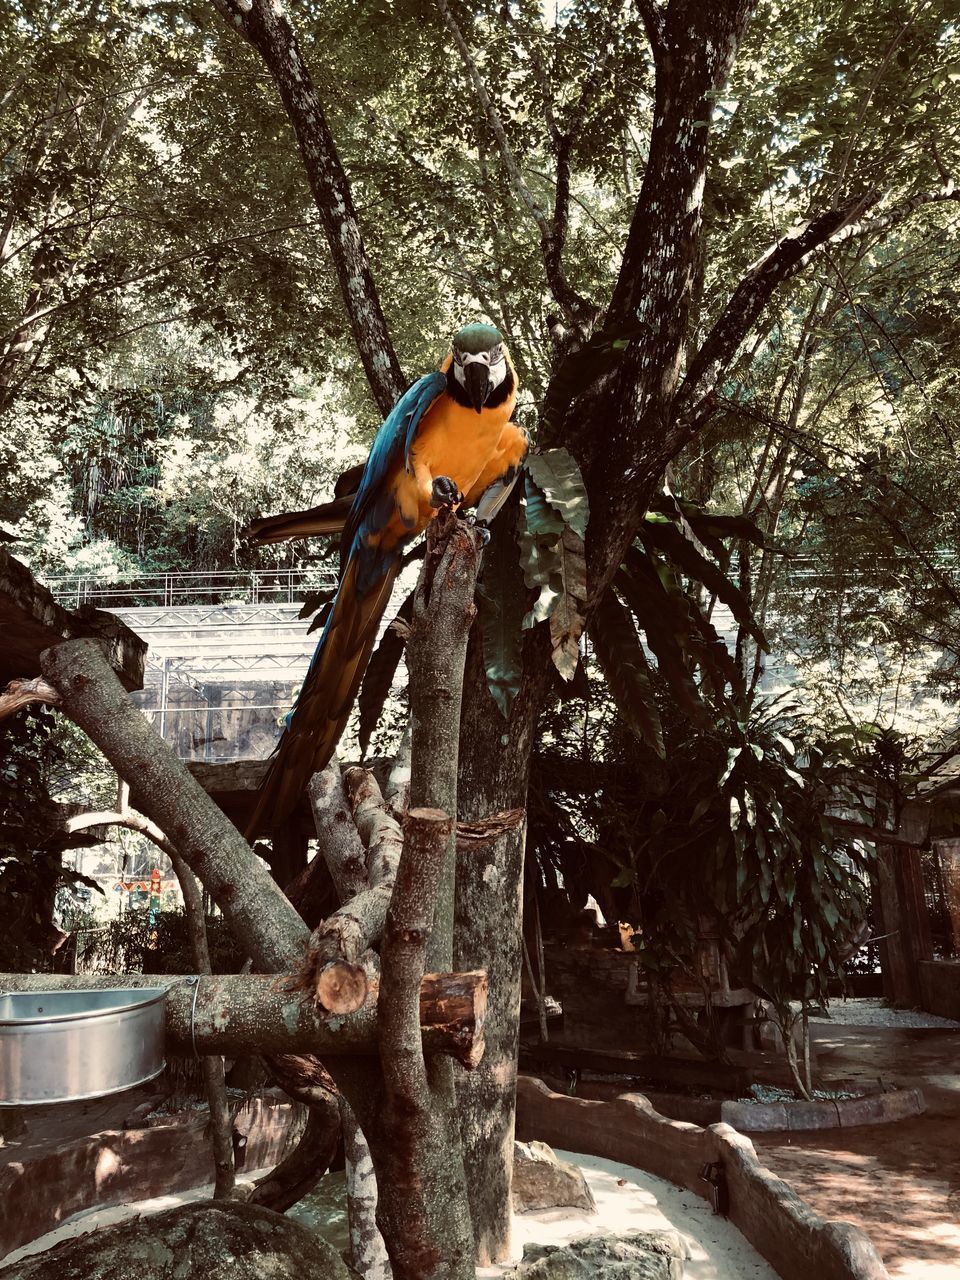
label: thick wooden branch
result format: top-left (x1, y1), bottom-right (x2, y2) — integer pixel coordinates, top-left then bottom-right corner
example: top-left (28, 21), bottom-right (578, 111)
top-left (0, 971), bottom-right (487, 1068)
top-left (39, 638), bottom-right (309, 972)
top-left (211, 0), bottom-right (403, 415)
top-left (606, 0), bottom-right (755, 328)
top-left (408, 512), bottom-right (483, 969)
top-left (375, 808), bottom-right (475, 1276)
top-left (344, 765), bottom-right (404, 883)
top-left (0, 675), bottom-right (60, 722)
top-left (635, 0), bottom-right (666, 62)
top-left (380, 810), bottom-right (453, 1076)
top-left (307, 760), bottom-right (367, 902)
top-left (299, 767), bottom-right (404, 1013)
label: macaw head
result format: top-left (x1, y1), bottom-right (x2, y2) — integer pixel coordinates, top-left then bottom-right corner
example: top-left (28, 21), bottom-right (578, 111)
top-left (450, 322), bottom-right (509, 413)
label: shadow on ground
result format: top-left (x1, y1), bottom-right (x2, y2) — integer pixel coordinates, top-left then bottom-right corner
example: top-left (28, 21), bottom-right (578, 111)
top-left (753, 1025), bottom-right (960, 1278)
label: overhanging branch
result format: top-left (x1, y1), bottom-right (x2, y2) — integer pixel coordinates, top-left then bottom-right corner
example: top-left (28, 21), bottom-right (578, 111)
top-left (680, 184), bottom-right (960, 415)
top-left (211, 0), bottom-right (404, 415)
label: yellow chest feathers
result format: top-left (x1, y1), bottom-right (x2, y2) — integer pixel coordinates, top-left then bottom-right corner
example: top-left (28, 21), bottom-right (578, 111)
top-left (410, 385), bottom-right (516, 493)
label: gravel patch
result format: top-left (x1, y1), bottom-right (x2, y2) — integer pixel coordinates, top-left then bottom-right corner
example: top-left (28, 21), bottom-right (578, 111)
top-left (810, 998), bottom-right (960, 1029)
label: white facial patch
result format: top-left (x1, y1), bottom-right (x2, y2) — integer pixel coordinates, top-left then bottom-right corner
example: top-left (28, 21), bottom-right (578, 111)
top-left (453, 347), bottom-right (508, 389)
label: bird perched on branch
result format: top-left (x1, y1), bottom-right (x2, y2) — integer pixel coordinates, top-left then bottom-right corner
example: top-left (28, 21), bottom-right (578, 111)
top-left (245, 322), bottom-right (528, 837)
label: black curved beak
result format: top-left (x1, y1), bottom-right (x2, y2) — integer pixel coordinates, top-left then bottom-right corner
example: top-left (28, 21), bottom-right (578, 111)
top-left (463, 361), bottom-right (490, 413)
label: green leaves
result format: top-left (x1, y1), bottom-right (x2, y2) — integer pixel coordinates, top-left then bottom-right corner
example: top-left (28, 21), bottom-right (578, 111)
top-left (639, 514), bottom-right (768, 651)
top-left (525, 449), bottom-right (591, 540)
top-left (589, 587), bottom-right (665, 757)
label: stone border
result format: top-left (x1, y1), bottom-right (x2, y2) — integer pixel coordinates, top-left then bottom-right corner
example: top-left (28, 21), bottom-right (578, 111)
top-left (516, 1074), bottom-right (889, 1280)
top-left (0, 1096), bottom-right (294, 1261)
top-left (720, 1086), bottom-right (924, 1132)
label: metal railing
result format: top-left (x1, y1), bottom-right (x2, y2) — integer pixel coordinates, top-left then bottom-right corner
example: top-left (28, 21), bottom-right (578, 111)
top-left (45, 568), bottom-right (339, 610)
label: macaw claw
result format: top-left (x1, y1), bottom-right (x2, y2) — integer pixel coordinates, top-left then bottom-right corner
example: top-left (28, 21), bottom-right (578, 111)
top-left (431, 475), bottom-right (463, 508)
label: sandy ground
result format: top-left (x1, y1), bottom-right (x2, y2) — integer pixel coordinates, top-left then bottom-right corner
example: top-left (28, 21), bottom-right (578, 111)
top-left (2, 1153), bottom-right (778, 1279)
top-left (809, 999), bottom-right (960, 1030)
top-left (479, 1150), bottom-right (778, 1280)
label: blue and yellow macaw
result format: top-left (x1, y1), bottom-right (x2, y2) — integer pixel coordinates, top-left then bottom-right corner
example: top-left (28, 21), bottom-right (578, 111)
top-left (246, 322), bottom-right (528, 837)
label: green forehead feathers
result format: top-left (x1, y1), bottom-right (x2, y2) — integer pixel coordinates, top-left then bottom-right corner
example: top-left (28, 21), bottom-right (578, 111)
top-left (452, 322), bottom-right (504, 355)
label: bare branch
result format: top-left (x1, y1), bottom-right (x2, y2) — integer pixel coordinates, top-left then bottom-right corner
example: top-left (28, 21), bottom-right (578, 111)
top-left (435, 0), bottom-right (595, 321)
top-left (64, 807), bottom-right (174, 856)
top-left (167, 847), bottom-right (236, 1199)
top-left (681, 184), bottom-right (960, 414)
top-left (211, 0), bottom-right (404, 415)
top-left (0, 676), bottom-right (61, 722)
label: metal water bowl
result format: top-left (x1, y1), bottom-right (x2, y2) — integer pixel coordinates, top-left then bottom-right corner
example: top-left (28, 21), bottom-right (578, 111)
top-left (0, 988), bottom-right (167, 1106)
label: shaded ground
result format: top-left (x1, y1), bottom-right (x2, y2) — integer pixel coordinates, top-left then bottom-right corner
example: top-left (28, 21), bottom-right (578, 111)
top-left (754, 1023), bottom-right (960, 1279)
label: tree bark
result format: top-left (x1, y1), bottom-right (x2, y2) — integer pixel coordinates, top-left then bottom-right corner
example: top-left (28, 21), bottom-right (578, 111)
top-left (168, 848), bottom-right (236, 1200)
top-left (341, 1096), bottom-right (391, 1280)
top-left (307, 761), bottom-right (368, 902)
top-left (374, 809), bottom-right (474, 1280)
top-left (455, 633), bottom-right (539, 1263)
top-left (0, 971), bottom-right (487, 1065)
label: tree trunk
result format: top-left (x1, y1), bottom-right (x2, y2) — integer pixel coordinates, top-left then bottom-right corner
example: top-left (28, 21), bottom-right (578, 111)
top-left (341, 1097), bottom-right (391, 1280)
top-left (168, 849), bottom-right (236, 1200)
top-left (454, 628), bottom-right (545, 1263)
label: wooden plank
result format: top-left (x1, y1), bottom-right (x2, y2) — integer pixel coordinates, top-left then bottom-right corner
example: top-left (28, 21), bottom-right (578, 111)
top-left (0, 548), bottom-right (145, 691)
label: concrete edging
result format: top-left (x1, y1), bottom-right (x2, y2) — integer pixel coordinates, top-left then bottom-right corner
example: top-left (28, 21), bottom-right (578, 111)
top-left (516, 1073), bottom-right (889, 1280)
top-left (0, 1096), bottom-right (294, 1261)
top-left (720, 1086), bottom-right (925, 1132)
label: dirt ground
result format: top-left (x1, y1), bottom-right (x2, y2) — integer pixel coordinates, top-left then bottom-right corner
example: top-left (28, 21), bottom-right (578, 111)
top-left (753, 1023), bottom-right (960, 1279)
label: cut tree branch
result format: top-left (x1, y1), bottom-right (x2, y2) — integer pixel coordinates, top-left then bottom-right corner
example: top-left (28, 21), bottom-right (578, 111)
top-left (0, 971), bottom-right (488, 1067)
top-left (211, 0), bottom-right (404, 415)
top-left (298, 766), bottom-right (404, 1013)
top-left (0, 676), bottom-right (61, 722)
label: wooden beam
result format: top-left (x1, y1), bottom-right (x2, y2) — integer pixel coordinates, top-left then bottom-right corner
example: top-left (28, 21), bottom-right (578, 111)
top-left (0, 548), bottom-right (145, 691)
top-left (0, 970), bottom-right (488, 1069)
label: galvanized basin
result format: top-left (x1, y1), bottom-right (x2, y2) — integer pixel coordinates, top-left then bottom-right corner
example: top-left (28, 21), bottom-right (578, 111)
top-left (0, 987), bottom-right (167, 1106)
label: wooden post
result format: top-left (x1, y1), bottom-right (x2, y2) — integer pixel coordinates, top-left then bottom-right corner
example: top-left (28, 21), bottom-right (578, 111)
top-left (876, 803), bottom-right (932, 1008)
top-left (935, 838), bottom-right (960, 953)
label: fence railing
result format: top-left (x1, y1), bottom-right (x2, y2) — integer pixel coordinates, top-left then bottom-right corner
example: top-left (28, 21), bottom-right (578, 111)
top-left (45, 568), bottom-right (339, 610)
